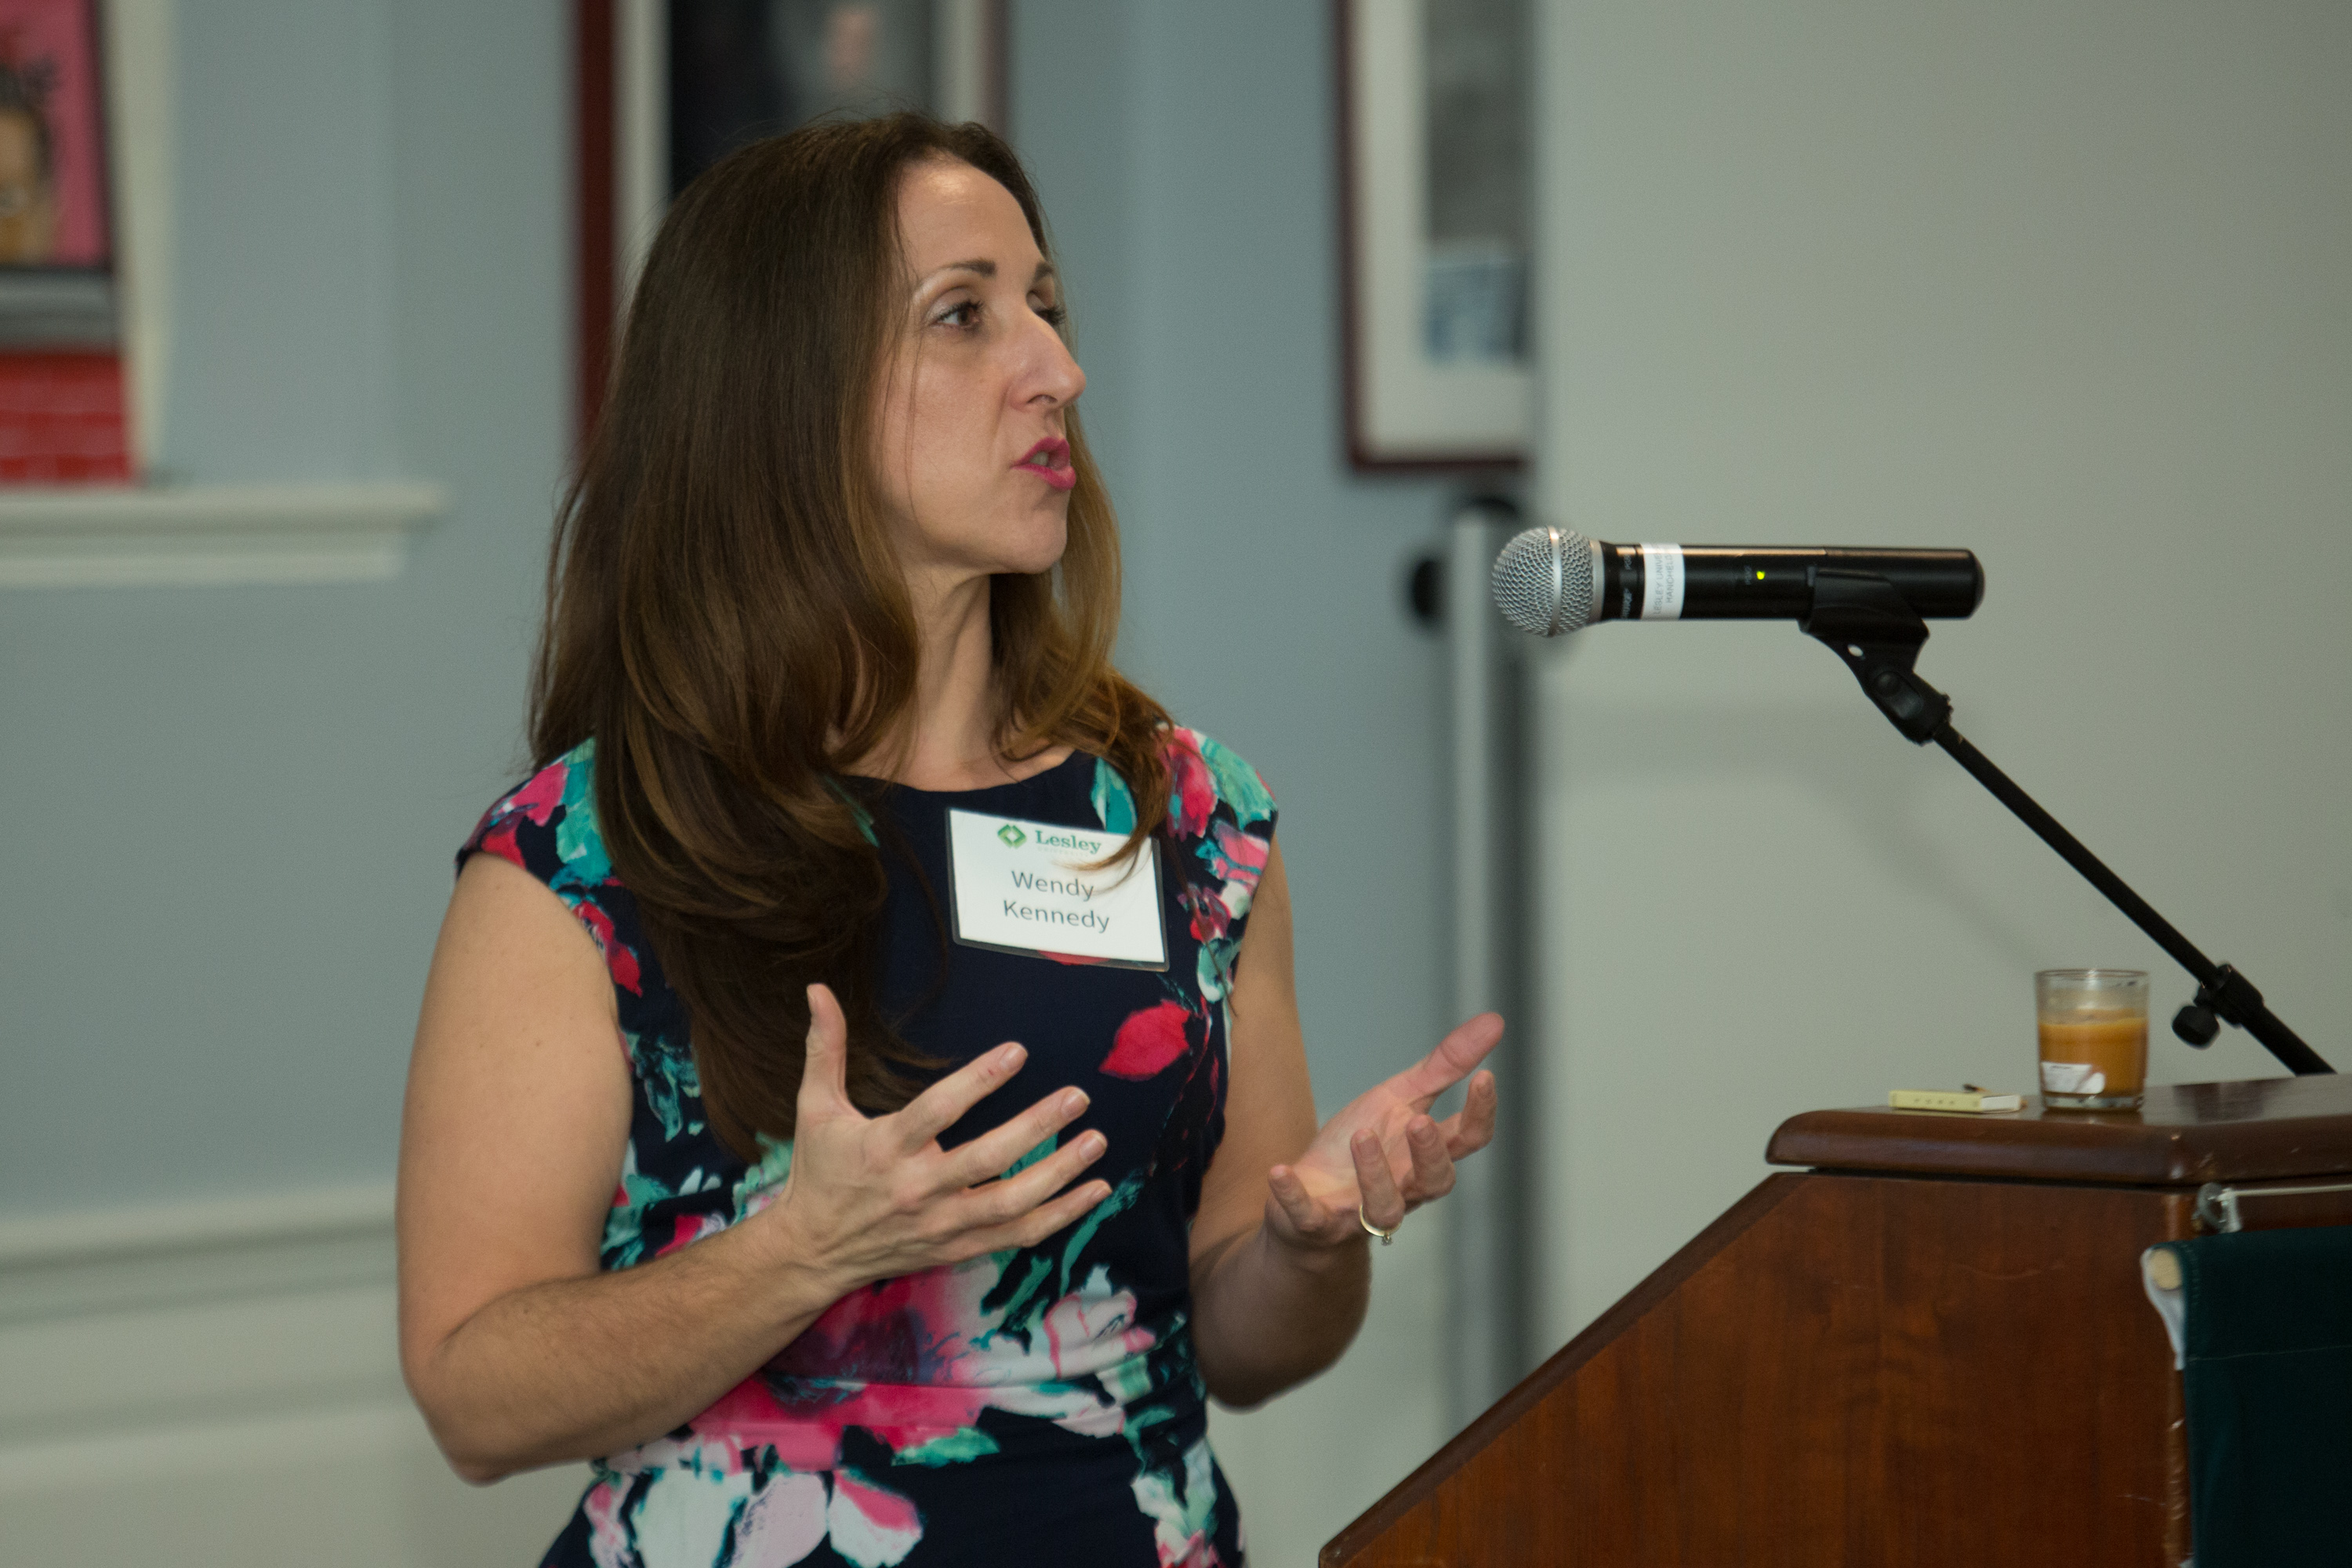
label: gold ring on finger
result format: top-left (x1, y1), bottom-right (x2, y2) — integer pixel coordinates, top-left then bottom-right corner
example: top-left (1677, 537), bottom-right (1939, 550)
top-left (1358, 1204), bottom-right (1399, 1246)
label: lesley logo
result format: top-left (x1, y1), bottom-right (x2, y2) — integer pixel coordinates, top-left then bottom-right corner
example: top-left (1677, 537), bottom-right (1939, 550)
top-left (993, 819), bottom-right (1103, 857)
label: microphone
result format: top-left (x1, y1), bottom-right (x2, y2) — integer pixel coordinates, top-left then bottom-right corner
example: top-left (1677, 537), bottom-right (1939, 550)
top-left (1490, 525), bottom-right (1985, 637)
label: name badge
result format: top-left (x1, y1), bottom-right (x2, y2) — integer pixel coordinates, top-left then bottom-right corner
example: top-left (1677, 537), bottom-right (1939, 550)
top-left (946, 808), bottom-right (1167, 970)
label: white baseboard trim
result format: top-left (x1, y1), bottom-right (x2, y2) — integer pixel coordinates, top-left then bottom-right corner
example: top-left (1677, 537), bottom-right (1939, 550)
top-left (0, 1182), bottom-right (1453, 1567)
top-left (0, 1398), bottom-right (590, 1568)
top-left (0, 1181), bottom-right (395, 1327)
top-left (0, 1183), bottom-right (586, 1566)
top-left (0, 1183), bottom-right (402, 1444)
top-left (0, 1397), bottom-right (426, 1495)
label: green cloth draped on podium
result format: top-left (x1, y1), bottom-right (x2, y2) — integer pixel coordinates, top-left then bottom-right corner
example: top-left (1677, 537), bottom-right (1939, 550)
top-left (2149, 1227), bottom-right (2352, 1567)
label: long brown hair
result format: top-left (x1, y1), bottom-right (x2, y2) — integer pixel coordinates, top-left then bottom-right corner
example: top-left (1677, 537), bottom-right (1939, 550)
top-left (531, 114), bottom-right (1171, 1158)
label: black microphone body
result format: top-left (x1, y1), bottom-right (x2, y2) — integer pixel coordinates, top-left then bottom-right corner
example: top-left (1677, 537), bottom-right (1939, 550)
top-left (1490, 527), bottom-right (1984, 637)
top-left (1593, 543), bottom-right (1984, 624)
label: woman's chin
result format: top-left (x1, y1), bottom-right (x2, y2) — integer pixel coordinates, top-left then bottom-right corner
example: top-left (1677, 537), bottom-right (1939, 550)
top-left (895, 514), bottom-right (1065, 583)
top-left (991, 521), bottom-right (1069, 578)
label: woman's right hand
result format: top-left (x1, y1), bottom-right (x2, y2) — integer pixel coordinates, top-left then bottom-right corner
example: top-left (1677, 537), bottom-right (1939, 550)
top-left (757, 983), bottom-right (1110, 1294)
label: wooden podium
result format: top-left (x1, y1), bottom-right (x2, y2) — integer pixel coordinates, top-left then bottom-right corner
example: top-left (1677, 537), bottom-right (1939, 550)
top-left (1323, 1076), bottom-right (2352, 1566)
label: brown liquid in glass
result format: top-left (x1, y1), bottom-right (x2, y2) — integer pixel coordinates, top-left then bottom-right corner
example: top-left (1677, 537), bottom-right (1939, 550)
top-left (2038, 1011), bottom-right (2147, 1098)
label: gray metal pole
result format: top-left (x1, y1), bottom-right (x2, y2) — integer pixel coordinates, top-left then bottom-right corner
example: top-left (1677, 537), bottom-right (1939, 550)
top-left (1443, 499), bottom-right (1526, 1430)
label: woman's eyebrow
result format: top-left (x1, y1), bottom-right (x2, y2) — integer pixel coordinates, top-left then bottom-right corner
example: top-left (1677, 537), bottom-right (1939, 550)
top-left (925, 259), bottom-right (1057, 286)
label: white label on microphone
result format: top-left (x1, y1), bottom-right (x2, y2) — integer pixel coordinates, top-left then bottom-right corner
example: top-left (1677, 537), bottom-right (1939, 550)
top-left (1639, 543), bottom-right (1686, 619)
top-left (946, 808), bottom-right (1167, 969)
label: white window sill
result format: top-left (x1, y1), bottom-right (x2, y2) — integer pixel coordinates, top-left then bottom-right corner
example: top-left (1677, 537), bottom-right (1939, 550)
top-left (0, 482), bottom-right (448, 589)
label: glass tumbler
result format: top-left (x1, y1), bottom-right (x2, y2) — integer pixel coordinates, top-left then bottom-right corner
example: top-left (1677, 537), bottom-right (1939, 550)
top-left (2036, 969), bottom-right (2149, 1111)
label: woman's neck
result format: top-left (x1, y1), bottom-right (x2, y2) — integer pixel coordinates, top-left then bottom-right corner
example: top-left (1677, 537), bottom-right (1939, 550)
top-left (859, 572), bottom-right (1069, 791)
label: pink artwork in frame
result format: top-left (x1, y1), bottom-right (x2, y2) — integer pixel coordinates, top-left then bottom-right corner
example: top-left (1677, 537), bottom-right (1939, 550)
top-left (0, 0), bottom-right (111, 268)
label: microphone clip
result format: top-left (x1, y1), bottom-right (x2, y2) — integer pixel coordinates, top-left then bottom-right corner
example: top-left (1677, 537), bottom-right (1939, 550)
top-left (1801, 572), bottom-right (1954, 746)
top-left (2173, 963), bottom-right (2265, 1048)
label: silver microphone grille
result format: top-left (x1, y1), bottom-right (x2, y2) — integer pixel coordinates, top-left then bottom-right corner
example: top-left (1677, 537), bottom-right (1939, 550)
top-left (1490, 525), bottom-right (1600, 637)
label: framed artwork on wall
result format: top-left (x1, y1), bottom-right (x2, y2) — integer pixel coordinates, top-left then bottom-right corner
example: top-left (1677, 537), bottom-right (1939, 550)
top-left (574, 0), bottom-right (1007, 445)
top-left (0, 0), bottom-right (129, 482)
top-left (1336, 0), bottom-right (1531, 471)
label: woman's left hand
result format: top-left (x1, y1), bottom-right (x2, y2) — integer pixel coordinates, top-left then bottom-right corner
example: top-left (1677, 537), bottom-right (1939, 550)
top-left (1263, 1012), bottom-right (1504, 1252)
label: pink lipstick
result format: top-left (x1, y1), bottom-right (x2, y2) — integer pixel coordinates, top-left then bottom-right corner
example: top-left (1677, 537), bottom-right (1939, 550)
top-left (1016, 437), bottom-right (1076, 492)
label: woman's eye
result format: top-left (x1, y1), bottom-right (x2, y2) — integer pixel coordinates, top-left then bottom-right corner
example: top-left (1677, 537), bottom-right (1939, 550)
top-left (935, 300), bottom-right (981, 329)
top-left (1035, 299), bottom-right (1068, 328)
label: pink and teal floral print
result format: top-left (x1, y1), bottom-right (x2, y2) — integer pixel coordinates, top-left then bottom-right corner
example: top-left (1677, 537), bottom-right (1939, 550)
top-left (462, 728), bottom-right (1275, 1566)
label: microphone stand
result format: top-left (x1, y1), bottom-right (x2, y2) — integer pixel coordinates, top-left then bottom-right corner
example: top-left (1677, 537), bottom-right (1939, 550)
top-left (1801, 571), bottom-right (2332, 1076)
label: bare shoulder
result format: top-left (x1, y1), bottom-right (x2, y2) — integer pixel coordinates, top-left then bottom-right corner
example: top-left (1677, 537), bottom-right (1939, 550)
top-left (434, 851), bottom-right (616, 987)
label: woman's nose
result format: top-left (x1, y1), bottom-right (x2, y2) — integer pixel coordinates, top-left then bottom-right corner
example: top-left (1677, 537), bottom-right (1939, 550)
top-left (1018, 312), bottom-right (1085, 408)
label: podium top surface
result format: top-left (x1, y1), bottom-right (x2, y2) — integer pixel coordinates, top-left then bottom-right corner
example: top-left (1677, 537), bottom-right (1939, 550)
top-left (1768, 1074), bottom-right (2352, 1185)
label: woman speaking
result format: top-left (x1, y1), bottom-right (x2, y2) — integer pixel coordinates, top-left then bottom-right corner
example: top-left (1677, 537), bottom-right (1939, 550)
top-left (397, 114), bottom-right (1501, 1567)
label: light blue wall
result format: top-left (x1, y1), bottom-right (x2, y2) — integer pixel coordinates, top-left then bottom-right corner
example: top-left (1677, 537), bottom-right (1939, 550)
top-left (0, 0), bottom-right (1460, 1218)
top-left (1016, 1), bottom-right (1471, 1110)
top-left (0, 0), bottom-right (564, 1215)
top-left (165, 0), bottom-right (400, 482)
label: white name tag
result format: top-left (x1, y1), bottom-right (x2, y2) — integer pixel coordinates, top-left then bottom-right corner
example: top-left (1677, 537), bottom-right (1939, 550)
top-left (946, 809), bottom-right (1167, 969)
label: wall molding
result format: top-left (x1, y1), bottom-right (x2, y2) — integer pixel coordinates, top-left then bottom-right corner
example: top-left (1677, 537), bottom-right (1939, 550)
top-left (0, 1184), bottom-right (1446, 1565)
top-left (0, 1181), bottom-right (405, 1458)
top-left (0, 482), bottom-right (447, 588)
top-left (0, 1181), bottom-right (589, 1563)
top-left (0, 1180), bottom-right (395, 1327)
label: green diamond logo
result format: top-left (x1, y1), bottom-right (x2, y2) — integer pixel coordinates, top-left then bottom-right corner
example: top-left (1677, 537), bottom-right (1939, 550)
top-left (996, 823), bottom-right (1027, 848)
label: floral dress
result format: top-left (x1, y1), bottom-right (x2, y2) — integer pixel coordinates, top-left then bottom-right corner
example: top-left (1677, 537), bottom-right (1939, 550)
top-left (459, 729), bottom-right (1276, 1567)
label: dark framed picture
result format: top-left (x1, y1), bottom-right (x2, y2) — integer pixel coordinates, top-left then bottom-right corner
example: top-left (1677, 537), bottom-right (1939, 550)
top-left (1336, 0), bottom-right (1531, 471)
top-left (574, 0), bottom-right (1007, 443)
